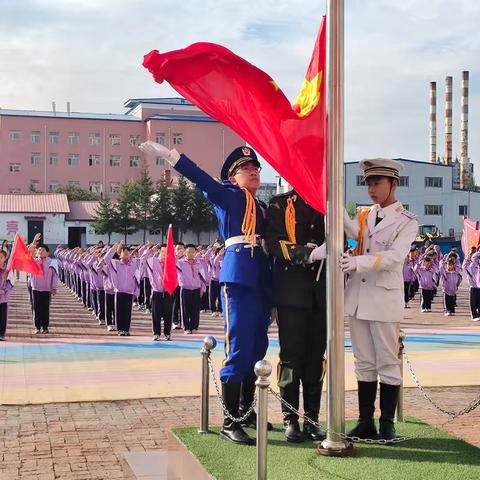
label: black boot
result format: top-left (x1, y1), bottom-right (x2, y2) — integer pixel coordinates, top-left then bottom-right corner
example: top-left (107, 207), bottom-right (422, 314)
top-left (239, 377), bottom-right (273, 431)
top-left (302, 382), bottom-right (326, 441)
top-left (220, 382), bottom-right (255, 445)
top-left (379, 383), bottom-right (399, 441)
top-left (280, 380), bottom-right (305, 443)
top-left (347, 381), bottom-right (378, 439)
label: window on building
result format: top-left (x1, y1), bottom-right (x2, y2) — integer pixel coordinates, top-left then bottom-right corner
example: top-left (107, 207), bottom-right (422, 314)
top-left (110, 182), bottom-right (121, 194)
top-left (425, 177), bottom-right (443, 188)
top-left (9, 188), bottom-right (21, 194)
top-left (459, 205), bottom-right (468, 216)
top-left (30, 180), bottom-right (40, 192)
top-left (149, 229), bottom-right (161, 235)
top-left (89, 182), bottom-right (102, 193)
top-left (129, 156), bottom-right (140, 167)
top-left (68, 132), bottom-right (80, 144)
top-left (48, 182), bottom-right (60, 192)
top-left (31, 153), bottom-right (41, 165)
top-left (424, 205), bottom-right (443, 215)
top-left (398, 176), bottom-right (409, 187)
top-left (31, 131), bottom-right (41, 143)
top-left (9, 130), bottom-right (21, 140)
top-left (88, 154), bottom-right (101, 166)
top-left (173, 133), bottom-right (183, 145)
top-left (356, 175), bottom-right (366, 186)
top-left (109, 134), bottom-right (121, 146)
top-left (49, 153), bottom-right (59, 166)
top-left (155, 133), bottom-right (166, 145)
top-left (49, 132), bottom-right (60, 144)
top-left (9, 163), bottom-right (21, 173)
top-left (89, 133), bottom-right (101, 145)
top-left (129, 135), bottom-right (141, 146)
top-left (110, 155), bottom-right (121, 167)
top-left (68, 154), bottom-right (80, 166)
top-left (155, 157), bottom-right (165, 166)
top-left (68, 180), bottom-right (80, 187)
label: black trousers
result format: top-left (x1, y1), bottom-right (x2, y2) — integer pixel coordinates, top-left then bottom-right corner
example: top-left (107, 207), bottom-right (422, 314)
top-left (277, 304), bottom-right (327, 387)
top-left (444, 293), bottom-right (456, 313)
top-left (201, 286), bottom-right (210, 310)
top-left (115, 292), bottom-right (133, 332)
top-left (105, 292), bottom-right (115, 326)
top-left (470, 288), bottom-right (480, 318)
top-left (404, 281), bottom-right (413, 304)
top-left (209, 280), bottom-right (222, 312)
top-left (28, 284), bottom-right (33, 312)
top-left (180, 288), bottom-right (201, 331)
top-left (152, 291), bottom-right (173, 336)
top-left (421, 289), bottom-right (434, 310)
top-left (32, 290), bottom-right (51, 330)
top-left (82, 281), bottom-right (88, 307)
top-left (91, 288), bottom-right (99, 316)
top-left (0, 303), bottom-right (7, 336)
top-left (97, 290), bottom-right (106, 322)
top-left (172, 286), bottom-right (181, 326)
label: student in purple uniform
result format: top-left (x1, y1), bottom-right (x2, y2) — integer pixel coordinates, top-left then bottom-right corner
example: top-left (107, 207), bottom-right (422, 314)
top-left (30, 244), bottom-right (58, 334)
top-left (413, 256), bottom-right (436, 312)
top-left (0, 249), bottom-right (14, 341)
top-left (463, 247), bottom-right (480, 321)
top-left (104, 242), bottom-right (144, 336)
top-left (177, 244), bottom-right (203, 334)
top-left (95, 249), bottom-right (117, 331)
top-left (440, 259), bottom-right (462, 316)
top-left (208, 245), bottom-right (224, 316)
top-left (402, 248), bottom-right (416, 308)
top-left (171, 242), bottom-right (185, 330)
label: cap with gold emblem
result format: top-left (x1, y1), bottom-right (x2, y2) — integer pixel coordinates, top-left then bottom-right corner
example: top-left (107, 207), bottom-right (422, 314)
top-left (359, 158), bottom-right (403, 181)
top-left (221, 146), bottom-right (261, 181)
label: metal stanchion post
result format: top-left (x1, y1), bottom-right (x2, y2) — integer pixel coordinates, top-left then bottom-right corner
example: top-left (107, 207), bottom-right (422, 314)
top-left (396, 330), bottom-right (406, 423)
top-left (199, 336), bottom-right (217, 434)
top-left (255, 360), bottom-right (272, 480)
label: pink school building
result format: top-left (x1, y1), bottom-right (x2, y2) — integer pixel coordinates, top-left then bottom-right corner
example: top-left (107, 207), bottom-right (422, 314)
top-left (0, 98), bottom-right (243, 196)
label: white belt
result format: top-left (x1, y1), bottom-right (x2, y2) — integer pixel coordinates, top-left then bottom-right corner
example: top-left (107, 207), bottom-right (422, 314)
top-left (224, 235), bottom-right (262, 249)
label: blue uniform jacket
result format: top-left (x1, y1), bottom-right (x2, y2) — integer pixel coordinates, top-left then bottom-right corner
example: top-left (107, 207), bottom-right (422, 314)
top-left (175, 154), bottom-right (271, 291)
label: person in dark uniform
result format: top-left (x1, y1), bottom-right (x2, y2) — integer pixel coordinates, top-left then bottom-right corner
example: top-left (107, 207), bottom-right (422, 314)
top-left (140, 141), bottom-right (272, 446)
top-left (265, 190), bottom-right (327, 442)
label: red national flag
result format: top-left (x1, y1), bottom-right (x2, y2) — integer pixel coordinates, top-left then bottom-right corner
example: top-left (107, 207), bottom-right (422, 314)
top-left (143, 17), bottom-right (327, 214)
top-left (163, 225), bottom-right (178, 295)
top-left (7, 234), bottom-right (43, 276)
top-left (461, 217), bottom-right (480, 255)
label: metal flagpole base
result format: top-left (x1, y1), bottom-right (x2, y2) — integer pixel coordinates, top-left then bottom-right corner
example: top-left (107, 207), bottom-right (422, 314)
top-left (318, 439), bottom-right (354, 457)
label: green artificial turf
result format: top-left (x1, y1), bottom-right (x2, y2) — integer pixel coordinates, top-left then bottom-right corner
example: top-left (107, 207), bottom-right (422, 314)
top-left (173, 418), bottom-right (480, 480)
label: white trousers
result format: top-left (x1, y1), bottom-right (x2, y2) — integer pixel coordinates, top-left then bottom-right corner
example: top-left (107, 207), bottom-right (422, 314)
top-left (348, 316), bottom-right (401, 385)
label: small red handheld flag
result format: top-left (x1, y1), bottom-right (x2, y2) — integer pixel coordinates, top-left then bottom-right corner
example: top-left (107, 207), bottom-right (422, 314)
top-left (7, 234), bottom-right (43, 276)
top-left (163, 225), bottom-right (179, 295)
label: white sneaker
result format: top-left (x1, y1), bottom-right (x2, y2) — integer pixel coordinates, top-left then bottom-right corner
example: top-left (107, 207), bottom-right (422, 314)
top-left (0, 336), bottom-right (5, 341)
top-left (107, 325), bottom-right (114, 331)
top-left (211, 312), bottom-right (217, 317)
top-left (152, 335), bottom-right (161, 341)
top-left (165, 335), bottom-right (171, 341)
top-left (421, 309), bottom-right (427, 313)
top-left (444, 312), bottom-right (450, 316)
top-left (472, 317), bottom-right (480, 322)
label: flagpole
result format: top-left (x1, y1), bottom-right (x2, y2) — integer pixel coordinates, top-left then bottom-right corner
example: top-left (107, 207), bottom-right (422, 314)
top-left (319, 0), bottom-right (353, 456)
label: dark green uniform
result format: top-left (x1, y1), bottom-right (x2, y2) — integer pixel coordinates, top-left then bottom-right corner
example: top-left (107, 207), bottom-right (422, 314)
top-left (265, 191), bottom-right (327, 441)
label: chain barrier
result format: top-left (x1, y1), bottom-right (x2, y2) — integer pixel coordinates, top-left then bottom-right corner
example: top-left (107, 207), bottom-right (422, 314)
top-left (403, 351), bottom-right (480, 420)
top-left (207, 356), bottom-right (257, 423)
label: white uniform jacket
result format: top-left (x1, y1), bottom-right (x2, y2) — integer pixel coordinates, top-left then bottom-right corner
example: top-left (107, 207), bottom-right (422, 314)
top-left (344, 202), bottom-right (418, 323)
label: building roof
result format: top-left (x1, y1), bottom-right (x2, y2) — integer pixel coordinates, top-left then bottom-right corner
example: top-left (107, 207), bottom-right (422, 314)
top-left (150, 114), bottom-right (217, 123)
top-left (345, 158), bottom-right (453, 168)
top-left (123, 97), bottom-right (194, 109)
top-left (65, 201), bottom-right (100, 221)
top-left (0, 194), bottom-right (70, 213)
top-left (0, 109), bottom-right (141, 122)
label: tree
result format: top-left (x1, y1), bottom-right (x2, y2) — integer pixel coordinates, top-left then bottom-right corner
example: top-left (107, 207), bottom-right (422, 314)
top-left (189, 188), bottom-right (218, 244)
top-left (150, 177), bottom-right (173, 242)
top-left (113, 182), bottom-right (139, 243)
top-left (132, 168), bottom-right (154, 243)
top-left (92, 198), bottom-right (117, 244)
top-left (345, 202), bottom-right (357, 219)
top-left (57, 184), bottom-right (99, 201)
top-left (171, 176), bottom-right (194, 241)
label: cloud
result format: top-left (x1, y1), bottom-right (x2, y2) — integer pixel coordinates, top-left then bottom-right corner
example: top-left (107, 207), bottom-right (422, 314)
top-left (1, 0), bottom-right (479, 183)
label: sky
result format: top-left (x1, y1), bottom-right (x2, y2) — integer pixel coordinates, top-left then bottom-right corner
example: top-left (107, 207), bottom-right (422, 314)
top-left (1, 0), bottom-right (480, 183)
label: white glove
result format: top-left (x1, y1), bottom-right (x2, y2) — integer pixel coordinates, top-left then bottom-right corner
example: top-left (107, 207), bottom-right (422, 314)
top-left (340, 252), bottom-right (357, 272)
top-left (138, 141), bottom-right (180, 167)
top-left (308, 243), bottom-right (326, 263)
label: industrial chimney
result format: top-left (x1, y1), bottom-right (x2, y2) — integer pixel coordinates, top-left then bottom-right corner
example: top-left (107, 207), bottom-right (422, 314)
top-left (429, 82), bottom-right (437, 163)
top-left (460, 71), bottom-right (470, 189)
top-left (67, 101), bottom-right (71, 116)
top-left (51, 101), bottom-right (56, 116)
top-left (444, 76), bottom-right (453, 165)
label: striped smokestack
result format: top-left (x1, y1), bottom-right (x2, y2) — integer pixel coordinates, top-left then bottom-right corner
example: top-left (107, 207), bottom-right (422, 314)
top-left (429, 82), bottom-right (437, 163)
top-left (444, 76), bottom-right (453, 165)
top-left (460, 70), bottom-right (469, 189)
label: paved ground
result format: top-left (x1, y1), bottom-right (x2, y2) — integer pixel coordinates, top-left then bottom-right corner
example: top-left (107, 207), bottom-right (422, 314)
top-left (0, 279), bottom-right (478, 479)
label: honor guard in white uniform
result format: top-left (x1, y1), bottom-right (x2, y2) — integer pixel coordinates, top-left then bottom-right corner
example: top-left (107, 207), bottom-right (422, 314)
top-left (341, 158), bottom-right (418, 441)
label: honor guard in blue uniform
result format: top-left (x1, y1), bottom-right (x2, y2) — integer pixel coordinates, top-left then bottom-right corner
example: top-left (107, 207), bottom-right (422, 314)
top-left (139, 141), bottom-right (271, 446)
top-left (265, 191), bottom-right (327, 443)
